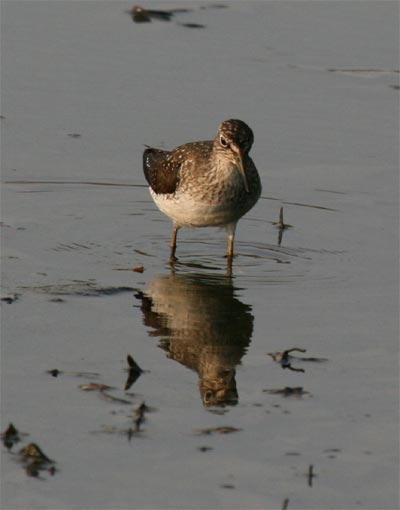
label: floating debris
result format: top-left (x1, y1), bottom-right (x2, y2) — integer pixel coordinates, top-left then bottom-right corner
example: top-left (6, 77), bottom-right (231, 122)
top-left (272, 207), bottom-right (292, 245)
top-left (46, 368), bottom-right (100, 379)
top-left (99, 391), bottom-right (133, 405)
top-left (133, 248), bottom-right (154, 257)
top-left (268, 348), bottom-right (306, 372)
top-left (125, 354), bottom-right (145, 390)
top-left (134, 402), bottom-right (146, 431)
top-left (127, 5), bottom-right (191, 23)
top-left (220, 483), bottom-right (235, 489)
top-left (79, 380), bottom-right (133, 404)
top-left (1, 423), bottom-right (56, 477)
top-left (194, 426), bottom-right (242, 436)
top-left (129, 5), bottom-right (170, 22)
top-left (263, 387), bottom-right (310, 397)
top-left (90, 401), bottom-right (156, 439)
top-left (197, 446), bottom-right (214, 452)
top-left (19, 443), bottom-right (56, 478)
top-left (272, 207), bottom-right (292, 230)
top-left (127, 354), bottom-right (143, 372)
top-left (308, 464), bottom-right (316, 487)
top-left (132, 401), bottom-right (154, 432)
top-left (20, 443), bottom-right (53, 463)
top-left (282, 497), bottom-right (290, 510)
top-left (67, 133), bottom-right (82, 138)
top-left (0, 294), bottom-right (19, 304)
top-left (79, 383), bottom-right (113, 392)
top-left (268, 348), bottom-right (327, 372)
top-left (48, 369), bottom-right (61, 377)
top-left (1, 423), bottom-right (26, 450)
top-left (124, 370), bottom-right (142, 391)
top-left (323, 448), bottom-right (341, 453)
top-left (132, 265), bottom-right (145, 273)
top-left (178, 22), bottom-right (206, 29)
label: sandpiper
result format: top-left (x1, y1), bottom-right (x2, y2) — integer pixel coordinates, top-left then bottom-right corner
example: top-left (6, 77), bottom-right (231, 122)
top-left (143, 119), bottom-right (262, 264)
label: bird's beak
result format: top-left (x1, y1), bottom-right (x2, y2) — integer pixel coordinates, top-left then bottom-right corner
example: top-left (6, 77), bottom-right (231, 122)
top-left (231, 144), bottom-right (249, 193)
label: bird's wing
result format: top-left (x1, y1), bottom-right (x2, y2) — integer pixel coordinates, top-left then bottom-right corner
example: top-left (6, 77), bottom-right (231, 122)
top-left (143, 147), bottom-right (180, 194)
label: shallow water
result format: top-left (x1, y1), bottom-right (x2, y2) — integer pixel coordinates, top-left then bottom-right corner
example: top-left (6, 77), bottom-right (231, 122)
top-left (1, 1), bottom-right (398, 509)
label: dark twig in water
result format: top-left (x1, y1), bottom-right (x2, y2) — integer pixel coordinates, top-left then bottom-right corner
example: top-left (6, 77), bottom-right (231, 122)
top-left (177, 22), bottom-right (206, 29)
top-left (99, 391), bottom-right (133, 405)
top-left (268, 348), bottom-right (306, 372)
top-left (268, 348), bottom-right (328, 372)
top-left (79, 381), bottom-right (133, 404)
top-left (272, 207), bottom-right (292, 245)
top-left (125, 354), bottom-right (146, 390)
top-left (282, 498), bottom-right (290, 510)
top-left (263, 387), bottom-right (310, 397)
top-left (47, 368), bottom-right (100, 379)
top-left (134, 401), bottom-right (148, 431)
top-left (1, 293), bottom-right (19, 304)
top-left (127, 354), bottom-right (144, 371)
top-left (308, 464), bottom-right (316, 487)
top-left (127, 5), bottom-right (192, 23)
top-left (1, 423), bottom-right (26, 449)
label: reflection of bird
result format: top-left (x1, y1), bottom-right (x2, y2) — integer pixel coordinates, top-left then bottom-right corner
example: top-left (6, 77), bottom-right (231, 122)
top-left (143, 119), bottom-right (262, 264)
top-left (135, 273), bottom-right (254, 406)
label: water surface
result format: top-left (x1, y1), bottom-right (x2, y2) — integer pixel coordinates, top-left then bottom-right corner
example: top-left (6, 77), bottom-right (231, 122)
top-left (1, 1), bottom-right (398, 509)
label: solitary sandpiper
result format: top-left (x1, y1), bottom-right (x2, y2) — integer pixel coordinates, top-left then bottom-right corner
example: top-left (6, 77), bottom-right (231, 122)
top-left (143, 119), bottom-right (262, 265)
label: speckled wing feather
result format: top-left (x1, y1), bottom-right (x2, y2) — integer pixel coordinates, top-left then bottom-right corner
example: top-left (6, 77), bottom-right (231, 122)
top-left (143, 147), bottom-right (180, 194)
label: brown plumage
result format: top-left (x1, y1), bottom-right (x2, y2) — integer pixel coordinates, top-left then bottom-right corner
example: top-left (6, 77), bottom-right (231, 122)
top-left (143, 119), bottom-right (262, 267)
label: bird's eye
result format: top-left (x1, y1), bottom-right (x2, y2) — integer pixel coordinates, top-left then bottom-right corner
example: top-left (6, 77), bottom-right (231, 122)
top-left (220, 136), bottom-right (228, 147)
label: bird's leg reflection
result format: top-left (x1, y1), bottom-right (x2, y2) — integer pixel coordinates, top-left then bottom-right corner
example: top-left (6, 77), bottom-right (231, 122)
top-left (226, 221), bottom-right (236, 276)
top-left (226, 255), bottom-right (233, 278)
top-left (135, 272), bottom-right (254, 407)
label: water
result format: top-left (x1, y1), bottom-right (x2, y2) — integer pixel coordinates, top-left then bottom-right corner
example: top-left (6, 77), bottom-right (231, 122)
top-left (1, 1), bottom-right (398, 509)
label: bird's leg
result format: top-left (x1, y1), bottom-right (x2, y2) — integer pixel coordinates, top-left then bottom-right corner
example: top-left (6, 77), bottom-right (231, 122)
top-left (169, 225), bottom-right (179, 263)
top-left (227, 234), bottom-right (234, 259)
top-left (226, 222), bottom-right (237, 271)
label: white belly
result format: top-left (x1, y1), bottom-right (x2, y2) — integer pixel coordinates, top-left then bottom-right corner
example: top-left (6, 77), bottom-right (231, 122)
top-left (151, 189), bottom-right (243, 227)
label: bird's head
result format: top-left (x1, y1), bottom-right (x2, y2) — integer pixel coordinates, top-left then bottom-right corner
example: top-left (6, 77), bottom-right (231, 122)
top-left (214, 119), bottom-right (254, 193)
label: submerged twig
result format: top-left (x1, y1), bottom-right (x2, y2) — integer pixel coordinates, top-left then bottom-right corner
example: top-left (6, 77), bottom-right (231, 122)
top-left (125, 354), bottom-right (146, 390)
top-left (272, 207), bottom-right (292, 245)
top-left (308, 464), bottom-right (316, 487)
top-left (268, 348), bottom-right (327, 372)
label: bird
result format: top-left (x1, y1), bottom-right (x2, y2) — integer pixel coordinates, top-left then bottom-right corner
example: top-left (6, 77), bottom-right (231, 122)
top-left (143, 119), bottom-right (262, 266)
